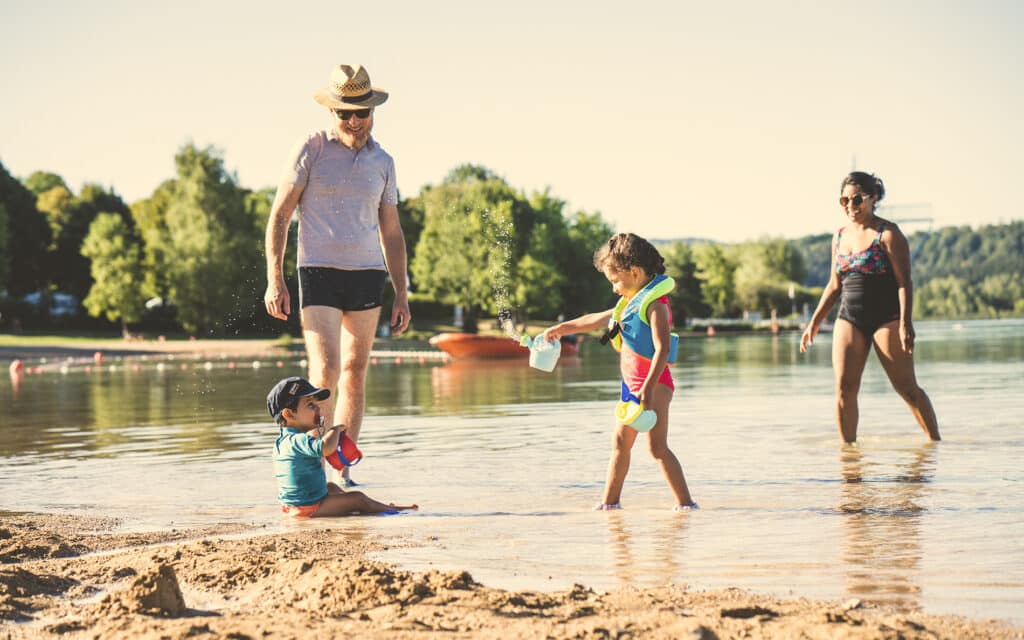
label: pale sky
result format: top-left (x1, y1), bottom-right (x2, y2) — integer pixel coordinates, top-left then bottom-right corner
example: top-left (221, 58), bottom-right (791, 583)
top-left (2, 0), bottom-right (1021, 242)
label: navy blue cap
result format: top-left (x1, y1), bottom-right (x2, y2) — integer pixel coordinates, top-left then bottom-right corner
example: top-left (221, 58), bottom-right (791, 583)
top-left (267, 376), bottom-right (330, 420)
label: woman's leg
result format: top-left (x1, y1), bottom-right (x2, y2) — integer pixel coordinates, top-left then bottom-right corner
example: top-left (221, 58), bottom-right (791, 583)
top-left (873, 322), bottom-right (941, 441)
top-left (601, 423), bottom-right (639, 506)
top-left (645, 384), bottom-right (694, 506)
top-left (832, 319), bottom-right (873, 444)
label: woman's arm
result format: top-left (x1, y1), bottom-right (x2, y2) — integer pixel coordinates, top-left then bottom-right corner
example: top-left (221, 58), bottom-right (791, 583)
top-left (881, 223), bottom-right (916, 353)
top-left (800, 231), bottom-right (843, 352)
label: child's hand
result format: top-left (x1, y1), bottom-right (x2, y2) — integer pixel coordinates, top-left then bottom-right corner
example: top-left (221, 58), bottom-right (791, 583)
top-left (638, 382), bottom-right (656, 409)
top-left (541, 325), bottom-right (562, 342)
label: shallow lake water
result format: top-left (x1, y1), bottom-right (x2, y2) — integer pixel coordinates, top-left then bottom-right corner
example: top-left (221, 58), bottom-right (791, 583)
top-left (2, 319), bottom-right (1022, 621)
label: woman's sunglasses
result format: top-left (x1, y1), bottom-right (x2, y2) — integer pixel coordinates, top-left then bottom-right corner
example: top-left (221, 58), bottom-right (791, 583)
top-left (839, 194), bottom-right (870, 208)
top-left (334, 108), bottom-right (372, 120)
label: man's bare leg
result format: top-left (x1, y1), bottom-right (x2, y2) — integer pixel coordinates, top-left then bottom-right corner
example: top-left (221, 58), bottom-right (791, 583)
top-left (334, 307), bottom-right (381, 483)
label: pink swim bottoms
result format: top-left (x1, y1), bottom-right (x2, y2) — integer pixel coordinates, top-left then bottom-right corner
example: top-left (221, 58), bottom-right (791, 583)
top-left (620, 347), bottom-right (674, 392)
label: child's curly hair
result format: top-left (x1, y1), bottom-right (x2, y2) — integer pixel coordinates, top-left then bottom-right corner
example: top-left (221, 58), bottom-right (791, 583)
top-left (593, 233), bottom-right (666, 275)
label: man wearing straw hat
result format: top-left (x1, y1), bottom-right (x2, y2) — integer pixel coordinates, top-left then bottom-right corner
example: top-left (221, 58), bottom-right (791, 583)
top-left (264, 64), bottom-right (410, 486)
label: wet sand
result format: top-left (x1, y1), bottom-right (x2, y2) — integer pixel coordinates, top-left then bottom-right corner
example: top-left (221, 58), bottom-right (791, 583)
top-left (1, 513), bottom-right (1019, 639)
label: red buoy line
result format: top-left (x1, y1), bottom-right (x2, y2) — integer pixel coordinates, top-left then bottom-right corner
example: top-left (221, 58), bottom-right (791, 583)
top-left (7, 349), bottom-right (447, 379)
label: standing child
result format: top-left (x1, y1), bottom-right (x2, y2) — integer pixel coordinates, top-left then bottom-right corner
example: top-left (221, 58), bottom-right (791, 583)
top-left (268, 376), bottom-right (418, 517)
top-left (544, 233), bottom-right (698, 511)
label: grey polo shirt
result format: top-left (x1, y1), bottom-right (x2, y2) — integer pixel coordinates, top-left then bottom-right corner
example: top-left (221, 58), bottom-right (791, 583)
top-left (281, 129), bottom-right (398, 270)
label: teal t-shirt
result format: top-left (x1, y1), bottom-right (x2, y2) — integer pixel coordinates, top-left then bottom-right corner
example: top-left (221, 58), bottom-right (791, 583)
top-left (273, 427), bottom-right (327, 506)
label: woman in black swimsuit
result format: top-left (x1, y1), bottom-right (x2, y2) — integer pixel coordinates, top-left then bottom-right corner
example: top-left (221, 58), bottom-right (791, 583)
top-left (800, 172), bottom-right (940, 444)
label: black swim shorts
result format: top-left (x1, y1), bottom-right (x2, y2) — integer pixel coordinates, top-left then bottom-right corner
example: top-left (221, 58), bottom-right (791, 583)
top-left (298, 267), bottom-right (387, 312)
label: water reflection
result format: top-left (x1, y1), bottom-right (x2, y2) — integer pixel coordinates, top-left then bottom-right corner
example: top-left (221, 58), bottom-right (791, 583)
top-left (605, 510), bottom-right (691, 588)
top-left (838, 444), bottom-right (937, 611)
top-left (428, 357), bottom-right (587, 411)
top-left (8, 361), bottom-right (23, 396)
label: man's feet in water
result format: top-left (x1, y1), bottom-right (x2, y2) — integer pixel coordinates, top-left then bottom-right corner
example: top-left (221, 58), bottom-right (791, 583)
top-left (594, 502), bottom-right (621, 511)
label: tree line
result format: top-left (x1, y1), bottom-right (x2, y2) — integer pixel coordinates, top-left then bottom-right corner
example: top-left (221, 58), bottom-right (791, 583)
top-left (1, 145), bottom-right (1021, 336)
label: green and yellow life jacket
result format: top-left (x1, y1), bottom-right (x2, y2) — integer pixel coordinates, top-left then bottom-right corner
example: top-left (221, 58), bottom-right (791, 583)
top-left (608, 273), bottom-right (679, 363)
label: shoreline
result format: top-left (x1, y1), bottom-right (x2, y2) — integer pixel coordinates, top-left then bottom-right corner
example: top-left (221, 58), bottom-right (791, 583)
top-left (0, 338), bottom-right (290, 362)
top-left (0, 324), bottom-right (811, 365)
top-left (1, 512), bottom-right (1019, 639)
top-left (0, 335), bottom-right (442, 365)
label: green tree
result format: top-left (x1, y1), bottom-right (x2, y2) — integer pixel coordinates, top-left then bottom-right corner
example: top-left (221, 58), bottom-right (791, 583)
top-left (977, 272), bottom-right (1024, 315)
top-left (761, 238), bottom-right (806, 283)
top-left (917, 276), bottom-right (974, 318)
top-left (0, 201), bottom-right (7, 289)
top-left (0, 160), bottom-right (50, 296)
top-left (694, 243), bottom-right (737, 317)
top-left (157, 144), bottom-right (261, 334)
top-left (397, 192), bottom-right (425, 269)
top-left (231, 187), bottom-right (283, 335)
top-left (515, 222), bottom-right (565, 321)
top-left (131, 180), bottom-right (176, 300)
top-left (411, 167), bottom-right (524, 333)
top-left (23, 171), bottom-right (68, 196)
top-left (35, 183), bottom-right (131, 302)
top-left (791, 233), bottom-right (833, 287)
top-left (663, 242), bottom-right (710, 324)
top-left (81, 213), bottom-right (149, 335)
top-left (733, 239), bottom-right (806, 316)
top-left (559, 211), bottom-right (616, 316)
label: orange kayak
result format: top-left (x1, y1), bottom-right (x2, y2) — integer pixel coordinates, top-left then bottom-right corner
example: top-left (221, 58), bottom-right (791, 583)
top-left (428, 333), bottom-right (580, 359)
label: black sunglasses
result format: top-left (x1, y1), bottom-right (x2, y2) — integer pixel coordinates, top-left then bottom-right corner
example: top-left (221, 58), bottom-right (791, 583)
top-left (839, 194), bottom-right (870, 208)
top-left (334, 108), bottom-right (372, 120)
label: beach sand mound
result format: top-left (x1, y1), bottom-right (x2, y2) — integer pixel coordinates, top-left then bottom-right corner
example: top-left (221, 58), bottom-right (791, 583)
top-left (0, 513), bottom-right (1020, 639)
top-left (95, 564), bottom-right (187, 617)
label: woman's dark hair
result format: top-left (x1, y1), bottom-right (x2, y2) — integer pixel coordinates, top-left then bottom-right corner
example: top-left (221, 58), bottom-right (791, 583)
top-left (840, 171), bottom-right (885, 202)
top-left (593, 232), bottom-right (666, 275)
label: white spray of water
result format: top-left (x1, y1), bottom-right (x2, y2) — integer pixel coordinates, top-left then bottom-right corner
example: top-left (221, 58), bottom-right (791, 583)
top-left (481, 209), bottom-right (521, 342)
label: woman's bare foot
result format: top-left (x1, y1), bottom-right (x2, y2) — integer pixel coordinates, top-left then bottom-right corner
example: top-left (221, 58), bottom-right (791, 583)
top-left (389, 503), bottom-right (418, 511)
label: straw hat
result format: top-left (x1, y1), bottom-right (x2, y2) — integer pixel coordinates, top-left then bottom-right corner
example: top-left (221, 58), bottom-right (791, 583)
top-left (313, 64), bottom-right (389, 109)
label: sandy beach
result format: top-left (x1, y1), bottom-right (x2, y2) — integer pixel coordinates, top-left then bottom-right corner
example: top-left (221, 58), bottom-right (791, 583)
top-left (0, 512), bottom-right (1019, 639)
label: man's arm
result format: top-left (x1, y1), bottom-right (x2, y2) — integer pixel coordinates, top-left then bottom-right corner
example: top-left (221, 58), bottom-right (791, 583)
top-left (264, 183), bottom-right (304, 320)
top-left (378, 202), bottom-right (411, 334)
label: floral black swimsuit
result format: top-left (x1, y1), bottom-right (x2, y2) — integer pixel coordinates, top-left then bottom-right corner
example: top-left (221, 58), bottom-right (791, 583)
top-left (835, 223), bottom-right (900, 337)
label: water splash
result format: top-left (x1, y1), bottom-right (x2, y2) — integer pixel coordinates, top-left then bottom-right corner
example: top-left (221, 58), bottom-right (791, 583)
top-left (498, 309), bottom-right (519, 341)
top-left (483, 209), bottom-right (518, 342)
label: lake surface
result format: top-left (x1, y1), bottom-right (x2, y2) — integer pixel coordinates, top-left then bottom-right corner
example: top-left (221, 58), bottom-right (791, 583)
top-left (2, 319), bottom-right (1022, 621)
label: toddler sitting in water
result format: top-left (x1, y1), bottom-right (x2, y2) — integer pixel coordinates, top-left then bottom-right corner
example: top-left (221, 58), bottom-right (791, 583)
top-left (268, 376), bottom-right (417, 518)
